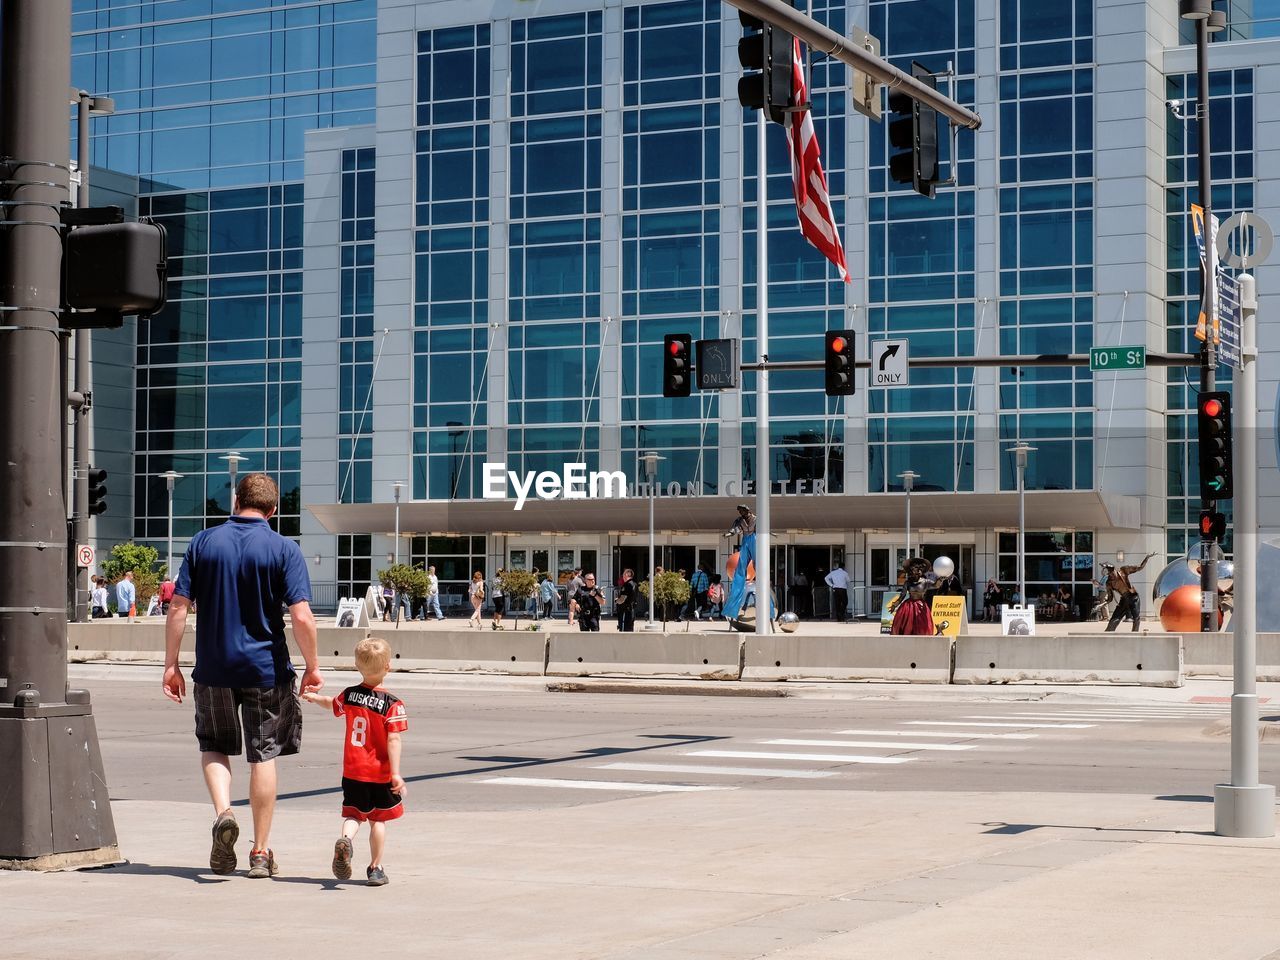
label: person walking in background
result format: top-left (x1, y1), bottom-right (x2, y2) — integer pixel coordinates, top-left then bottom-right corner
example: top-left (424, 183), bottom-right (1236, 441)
top-left (490, 569), bottom-right (506, 630)
top-left (426, 565), bottom-right (444, 621)
top-left (571, 573), bottom-right (602, 631)
top-left (981, 579), bottom-right (1003, 622)
top-left (91, 576), bottom-right (110, 619)
top-left (686, 563), bottom-right (709, 621)
top-left (538, 573), bottom-right (556, 621)
top-left (566, 568), bottom-right (583, 626)
top-left (116, 571), bottom-right (136, 619)
top-left (616, 568), bottom-right (637, 632)
top-left (708, 574), bottom-right (724, 620)
top-left (790, 569), bottom-right (811, 618)
top-left (157, 577), bottom-right (176, 615)
top-left (161, 472), bottom-right (321, 879)
top-left (824, 561), bottom-right (850, 623)
top-left (380, 581), bottom-right (394, 623)
top-left (468, 570), bottom-right (485, 628)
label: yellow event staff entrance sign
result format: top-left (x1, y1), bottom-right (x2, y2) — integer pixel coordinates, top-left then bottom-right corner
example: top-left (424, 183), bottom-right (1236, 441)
top-left (929, 595), bottom-right (968, 636)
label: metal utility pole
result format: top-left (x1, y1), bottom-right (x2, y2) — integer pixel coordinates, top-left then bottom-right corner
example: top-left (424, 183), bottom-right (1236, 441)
top-left (755, 113), bottom-right (771, 636)
top-left (67, 89), bottom-right (113, 624)
top-left (1213, 273), bottom-right (1275, 836)
top-left (641, 451), bottom-right (664, 630)
top-left (899, 471), bottom-right (918, 562)
top-left (1008, 443), bottom-right (1035, 606)
top-left (220, 450), bottom-right (245, 516)
top-left (1182, 3), bottom-right (1220, 632)
top-left (0, 0), bottom-right (118, 867)
top-left (162, 470), bottom-right (183, 578)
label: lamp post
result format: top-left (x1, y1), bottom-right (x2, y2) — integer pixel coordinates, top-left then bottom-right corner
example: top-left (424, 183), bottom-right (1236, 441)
top-left (640, 451), bottom-right (665, 630)
top-left (898, 471), bottom-right (919, 567)
top-left (161, 470), bottom-right (183, 579)
top-left (219, 451), bottom-right (246, 516)
top-left (67, 88), bottom-right (114, 625)
top-left (393, 481), bottom-right (404, 565)
top-left (1007, 443), bottom-right (1036, 607)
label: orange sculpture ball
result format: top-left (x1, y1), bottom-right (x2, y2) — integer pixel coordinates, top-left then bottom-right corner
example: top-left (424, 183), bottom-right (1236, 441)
top-left (1158, 584), bottom-right (1222, 632)
top-left (724, 551), bottom-right (755, 583)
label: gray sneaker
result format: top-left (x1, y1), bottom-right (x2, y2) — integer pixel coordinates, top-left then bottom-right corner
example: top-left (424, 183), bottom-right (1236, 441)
top-left (332, 837), bottom-right (353, 880)
top-left (366, 865), bottom-right (388, 887)
top-left (209, 810), bottom-right (239, 875)
top-left (247, 848), bottom-right (279, 879)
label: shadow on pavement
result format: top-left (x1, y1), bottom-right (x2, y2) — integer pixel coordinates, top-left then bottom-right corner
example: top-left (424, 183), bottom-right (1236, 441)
top-left (102, 861), bottom-right (232, 884)
top-left (980, 820), bottom-right (1217, 837)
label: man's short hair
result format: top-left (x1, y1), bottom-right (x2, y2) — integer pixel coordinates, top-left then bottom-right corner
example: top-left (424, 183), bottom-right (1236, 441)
top-left (355, 636), bottom-right (392, 673)
top-left (236, 473), bottom-right (279, 514)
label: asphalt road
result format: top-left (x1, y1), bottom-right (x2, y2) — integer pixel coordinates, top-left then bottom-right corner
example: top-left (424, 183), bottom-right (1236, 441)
top-left (81, 665), bottom-right (1280, 815)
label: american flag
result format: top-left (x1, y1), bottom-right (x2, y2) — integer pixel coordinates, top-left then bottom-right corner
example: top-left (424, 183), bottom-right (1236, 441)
top-left (784, 38), bottom-right (850, 283)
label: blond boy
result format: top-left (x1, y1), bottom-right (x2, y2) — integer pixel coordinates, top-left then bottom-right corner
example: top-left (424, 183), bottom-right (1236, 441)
top-left (302, 637), bottom-right (407, 886)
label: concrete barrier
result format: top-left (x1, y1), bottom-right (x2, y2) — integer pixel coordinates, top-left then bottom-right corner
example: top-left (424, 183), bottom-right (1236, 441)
top-left (69, 620), bottom-right (191, 664)
top-left (953, 633), bottom-right (1182, 687)
top-left (742, 635), bottom-right (953, 684)
top-left (371, 630), bottom-right (548, 676)
top-left (546, 632), bottom-right (742, 679)
top-left (1183, 631), bottom-right (1280, 681)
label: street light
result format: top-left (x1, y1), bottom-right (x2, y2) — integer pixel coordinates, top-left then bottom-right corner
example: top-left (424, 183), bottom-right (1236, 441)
top-left (219, 451), bottom-right (246, 516)
top-left (1006, 443), bottom-right (1036, 607)
top-left (640, 451), bottom-right (665, 631)
top-left (392, 481), bottom-right (404, 565)
top-left (160, 470), bottom-right (183, 579)
top-left (898, 471), bottom-right (919, 567)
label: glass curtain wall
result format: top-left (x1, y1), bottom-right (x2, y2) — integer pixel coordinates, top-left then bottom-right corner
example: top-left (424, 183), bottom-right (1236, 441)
top-left (742, 0), bottom-right (848, 493)
top-left (337, 147), bottom-right (375, 505)
top-left (996, 0), bottom-right (1095, 493)
top-left (506, 12), bottom-right (605, 478)
top-left (866, 0), bottom-right (976, 494)
top-left (412, 25), bottom-right (491, 499)
top-left (1164, 67), bottom-right (1253, 559)
top-left (73, 0), bottom-right (376, 550)
top-left (620, 0), bottom-right (722, 489)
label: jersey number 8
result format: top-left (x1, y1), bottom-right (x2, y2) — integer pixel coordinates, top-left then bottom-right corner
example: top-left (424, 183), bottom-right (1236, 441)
top-left (350, 715), bottom-right (367, 748)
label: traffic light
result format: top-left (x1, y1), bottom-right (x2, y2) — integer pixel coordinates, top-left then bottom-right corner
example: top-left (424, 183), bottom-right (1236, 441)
top-left (62, 219), bottom-right (168, 329)
top-left (887, 61), bottom-right (940, 199)
top-left (1197, 391), bottom-right (1233, 500)
top-left (737, 5), bottom-right (794, 125)
top-left (87, 467), bottom-right (108, 517)
top-left (824, 330), bottom-right (855, 397)
top-left (663, 334), bottom-right (692, 398)
top-left (1198, 510), bottom-right (1227, 541)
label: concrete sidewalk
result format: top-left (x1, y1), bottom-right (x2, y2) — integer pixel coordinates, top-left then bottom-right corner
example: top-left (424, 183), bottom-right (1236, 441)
top-left (2, 789), bottom-right (1277, 960)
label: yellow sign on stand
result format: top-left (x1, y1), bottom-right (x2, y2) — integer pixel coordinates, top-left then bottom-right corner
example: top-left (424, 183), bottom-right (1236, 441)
top-left (929, 595), bottom-right (967, 636)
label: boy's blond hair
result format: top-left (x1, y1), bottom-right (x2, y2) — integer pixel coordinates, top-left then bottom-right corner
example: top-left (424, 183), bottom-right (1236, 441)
top-left (355, 636), bottom-right (392, 675)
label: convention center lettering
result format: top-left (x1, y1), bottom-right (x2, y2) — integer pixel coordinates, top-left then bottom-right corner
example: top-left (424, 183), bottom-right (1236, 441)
top-left (482, 462), bottom-right (828, 511)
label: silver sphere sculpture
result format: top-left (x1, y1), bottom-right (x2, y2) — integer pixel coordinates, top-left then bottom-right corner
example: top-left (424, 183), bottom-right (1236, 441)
top-left (933, 556), bottom-right (955, 579)
top-left (778, 611), bottom-right (800, 633)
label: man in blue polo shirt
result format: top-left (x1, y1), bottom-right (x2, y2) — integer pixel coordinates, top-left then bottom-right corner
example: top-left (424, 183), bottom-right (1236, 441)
top-left (162, 472), bottom-right (321, 880)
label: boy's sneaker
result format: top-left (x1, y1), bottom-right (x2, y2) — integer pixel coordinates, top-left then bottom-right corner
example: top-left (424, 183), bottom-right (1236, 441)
top-left (331, 837), bottom-right (353, 880)
top-left (247, 848), bottom-right (279, 879)
top-left (209, 810), bottom-right (239, 875)
top-left (366, 866), bottom-right (389, 887)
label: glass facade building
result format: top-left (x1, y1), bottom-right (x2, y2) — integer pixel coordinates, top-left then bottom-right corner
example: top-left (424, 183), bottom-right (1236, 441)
top-left (73, 0), bottom-right (1280, 614)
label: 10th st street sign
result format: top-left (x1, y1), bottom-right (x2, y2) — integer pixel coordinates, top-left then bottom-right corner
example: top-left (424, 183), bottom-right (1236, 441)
top-left (1089, 346), bottom-right (1146, 371)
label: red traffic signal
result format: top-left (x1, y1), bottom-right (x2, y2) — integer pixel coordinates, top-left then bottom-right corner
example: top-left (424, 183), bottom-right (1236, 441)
top-left (1198, 510), bottom-right (1226, 541)
top-left (824, 329), bottom-right (856, 397)
top-left (1196, 390), bottom-right (1233, 501)
top-left (662, 333), bottom-right (692, 398)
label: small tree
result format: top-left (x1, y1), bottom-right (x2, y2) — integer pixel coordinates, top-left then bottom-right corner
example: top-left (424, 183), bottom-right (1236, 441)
top-left (497, 568), bottom-right (539, 629)
top-left (639, 570), bottom-right (691, 629)
top-left (101, 541), bottom-right (163, 612)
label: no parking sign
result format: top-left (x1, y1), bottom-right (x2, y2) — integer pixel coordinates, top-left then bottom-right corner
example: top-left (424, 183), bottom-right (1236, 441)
top-left (76, 544), bottom-right (95, 569)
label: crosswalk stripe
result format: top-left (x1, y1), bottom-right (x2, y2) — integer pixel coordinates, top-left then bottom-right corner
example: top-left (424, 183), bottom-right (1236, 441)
top-left (762, 738), bottom-right (977, 752)
top-left (835, 728), bottom-right (1038, 740)
top-left (905, 720), bottom-right (1094, 729)
top-left (964, 715), bottom-right (1142, 724)
top-left (480, 777), bottom-right (733, 793)
top-left (596, 762), bottom-right (836, 779)
top-left (686, 749), bottom-right (912, 764)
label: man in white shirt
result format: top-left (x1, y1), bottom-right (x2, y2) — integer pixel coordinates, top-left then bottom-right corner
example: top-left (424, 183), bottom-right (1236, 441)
top-left (824, 563), bottom-right (850, 623)
top-left (426, 565), bottom-right (444, 620)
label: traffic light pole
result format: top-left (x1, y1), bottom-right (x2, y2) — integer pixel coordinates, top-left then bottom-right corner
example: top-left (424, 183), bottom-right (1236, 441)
top-left (0, 0), bottom-right (118, 869)
top-left (70, 93), bottom-right (92, 624)
top-left (754, 113), bottom-right (771, 637)
top-left (1193, 16), bottom-right (1220, 636)
top-left (1213, 273), bottom-right (1274, 838)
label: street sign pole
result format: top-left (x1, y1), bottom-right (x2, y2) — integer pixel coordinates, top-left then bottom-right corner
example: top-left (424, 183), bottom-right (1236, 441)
top-left (754, 111), bottom-right (771, 637)
top-left (1213, 274), bottom-right (1275, 838)
top-left (0, 0), bottom-right (118, 868)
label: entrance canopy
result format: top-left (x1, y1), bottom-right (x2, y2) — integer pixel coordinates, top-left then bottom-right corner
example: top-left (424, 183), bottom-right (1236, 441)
top-left (307, 490), bottom-right (1140, 536)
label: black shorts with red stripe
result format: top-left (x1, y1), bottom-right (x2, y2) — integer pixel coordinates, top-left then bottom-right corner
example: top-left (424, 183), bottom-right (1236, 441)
top-left (341, 776), bottom-right (404, 823)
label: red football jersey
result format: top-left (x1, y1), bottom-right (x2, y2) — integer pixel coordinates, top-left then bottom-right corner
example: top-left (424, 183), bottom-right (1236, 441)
top-left (333, 685), bottom-right (408, 783)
